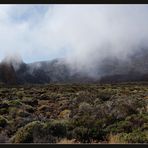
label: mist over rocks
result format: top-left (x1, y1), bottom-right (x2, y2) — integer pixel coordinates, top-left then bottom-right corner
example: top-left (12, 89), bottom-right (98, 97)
top-left (0, 47), bottom-right (148, 85)
top-left (0, 61), bottom-right (17, 84)
top-left (0, 5), bottom-right (148, 84)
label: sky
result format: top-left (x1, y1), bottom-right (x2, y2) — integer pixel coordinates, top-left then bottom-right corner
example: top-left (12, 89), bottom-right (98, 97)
top-left (0, 4), bottom-right (148, 70)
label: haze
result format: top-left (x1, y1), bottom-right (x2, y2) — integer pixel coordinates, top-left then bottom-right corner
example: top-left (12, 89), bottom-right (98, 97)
top-left (0, 4), bottom-right (148, 74)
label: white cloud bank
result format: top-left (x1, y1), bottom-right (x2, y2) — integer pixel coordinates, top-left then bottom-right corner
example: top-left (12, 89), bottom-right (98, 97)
top-left (0, 4), bottom-right (148, 74)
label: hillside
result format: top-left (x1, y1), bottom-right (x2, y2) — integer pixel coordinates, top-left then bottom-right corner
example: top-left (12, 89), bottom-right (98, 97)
top-left (0, 48), bottom-right (148, 84)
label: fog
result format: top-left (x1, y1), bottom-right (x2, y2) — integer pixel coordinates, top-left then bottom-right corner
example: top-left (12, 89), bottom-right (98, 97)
top-left (0, 5), bottom-right (148, 77)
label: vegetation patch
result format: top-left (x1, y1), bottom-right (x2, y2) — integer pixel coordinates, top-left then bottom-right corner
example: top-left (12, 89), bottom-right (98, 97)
top-left (0, 83), bottom-right (147, 143)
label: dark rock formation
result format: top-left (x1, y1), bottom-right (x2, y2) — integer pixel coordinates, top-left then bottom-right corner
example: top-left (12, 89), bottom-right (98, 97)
top-left (0, 48), bottom-right (148, 84)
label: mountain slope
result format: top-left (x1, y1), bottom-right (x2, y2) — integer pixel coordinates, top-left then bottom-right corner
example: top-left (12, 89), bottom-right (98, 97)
top-left (0, 48), bottom-right (148, 84)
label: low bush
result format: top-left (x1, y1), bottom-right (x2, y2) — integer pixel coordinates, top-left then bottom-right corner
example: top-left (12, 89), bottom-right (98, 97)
top-left (11, 121), bottom-right (43, 143)
top-left (72, 126), bottom-right (89, 143)
top-left (45, 120), bottom-right (67, 138)
top-left (0, 116), bottom-right (8, 128)
top-left (119, 130), bottom-right (148, 143)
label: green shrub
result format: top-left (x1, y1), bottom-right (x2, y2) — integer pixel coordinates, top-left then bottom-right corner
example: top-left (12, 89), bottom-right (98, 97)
top-left (105, 120), bottom-right (133, 134)
top-left (18, 110), bottom-right (30, 118)
top-left (98, 90), bottom-right (114, 101)
top-left (0, 108), bottom-right (9, 114)
top-left (11, 121), bottom-right (43, 143)
top-left (125, 114), bottom-right (148, 130)
top-left (32, 123), bottom-right (56, 143)
top-left (45, 120), bottom-right (67, 138)
top-left (22, 97), bottom-right (38, 106)
top-left (33, 120), bottom-right (70, 143)
top-left (16, 91), bottom-right (24, 98)
top-left (25, 105), bottom-right (34, 113)
top-left (120, 130), bottom-right (148, 143)
top-left (72, 126), bottom-right (90, 143)
top-left (9, 100), bottom-right (22, 106)
top-left (88, 127), bottom-right (106, 141)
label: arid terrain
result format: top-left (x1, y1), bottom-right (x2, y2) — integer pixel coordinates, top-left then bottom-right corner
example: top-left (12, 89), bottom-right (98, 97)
top-left (0, 83), bottom-right (148, 143)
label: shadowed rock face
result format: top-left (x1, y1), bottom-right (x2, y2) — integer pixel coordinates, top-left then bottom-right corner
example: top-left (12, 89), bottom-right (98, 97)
top-left (0, 48), bottom-right (148, 84)
top-left (99, 48), bottom-right (148, 83)
top-left (0, 62), bottom-right (17, 84)
top-left (14, 59), bottom-right (96, 84)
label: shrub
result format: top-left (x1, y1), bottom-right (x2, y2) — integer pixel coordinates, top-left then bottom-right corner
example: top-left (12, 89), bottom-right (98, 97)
top-left (88, 127), bottom-right (106, 141)
top-left (0, 116), bottom-right (8, 128)
top-left (98, 90), bottom-right (114, 101)
top-left (16, 91), bottom-right (24, 99)
top-left (11, 121), bottom-right (43, 143)
top-left (9, 100), bottom-right (22, 106)
top-left (125, 113), bottom-right (148, 130)
top-left (0, 131), bottom-right (9, 143)
top-left (79, 102), bottom-right (92, 112)
top-left (45, 120), bottom-right (67, 138)
top-left (38, 105), bottom-right (51, 112)
top-left (8, 107), bottom-right (18, 118)
top-left (32, 123), bottom-right (56, 143)
top-left (105, 120), bottom-right (133, 134)
top-left (33, 119), bottom-right (70, 143)
top-left (72, 126), bottom-right (90, 143)
top-left (25, 105), bottom-right (34, 113)
top-left (120, 130), bottom-right (148, 143)
top-left (58, 109), bottom-right (71, 119)
top-left (18, 110), bottom-right (30, 118)
top-left (0, 108), bottom-right (9, 114)
top-left (22, 97), bottom-right (38, 106)
top-left (109, 97), bottom-right (141, 120)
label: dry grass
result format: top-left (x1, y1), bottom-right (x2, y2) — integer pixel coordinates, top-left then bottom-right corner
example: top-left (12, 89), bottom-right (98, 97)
top-left (57, 139), bottom-right (104, 144)
top-left (108, 133), bottom-right (126, 144)
top-left (57, 138), bottom-right (77, 144)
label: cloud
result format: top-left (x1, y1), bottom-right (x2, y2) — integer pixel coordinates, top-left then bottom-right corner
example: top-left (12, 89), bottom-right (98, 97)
top-left (0, 4), bottom-right (148, 76)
